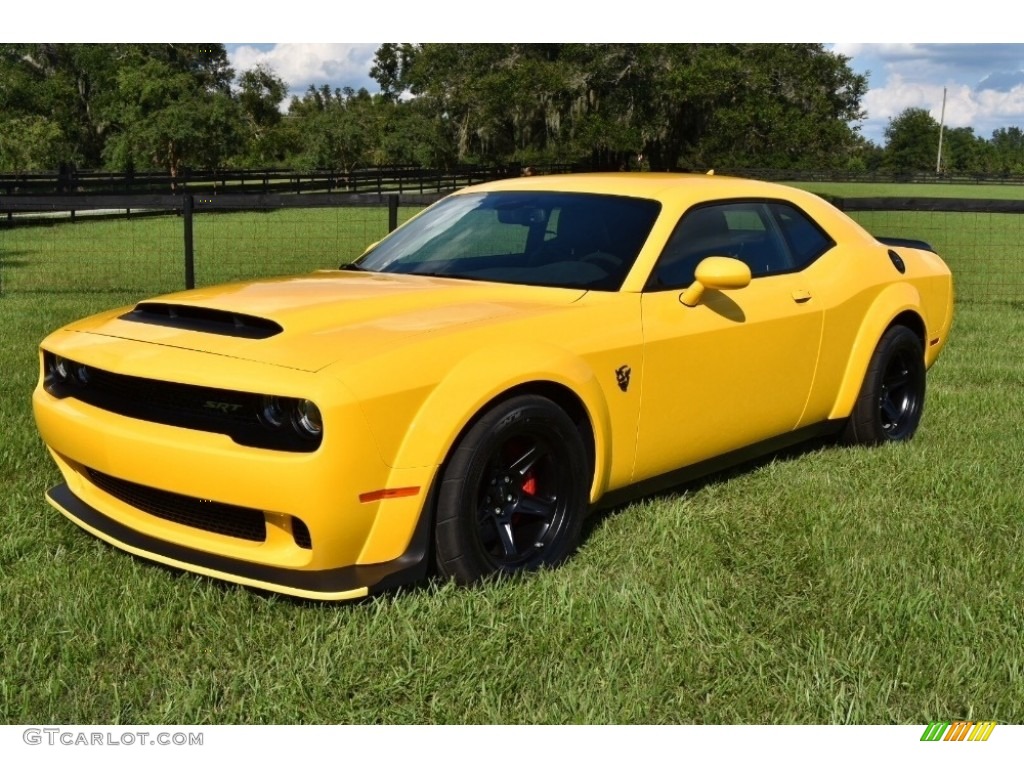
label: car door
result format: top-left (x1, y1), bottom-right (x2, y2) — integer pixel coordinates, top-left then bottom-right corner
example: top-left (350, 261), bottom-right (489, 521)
top-left (633, 200), bottom-right (829, 482)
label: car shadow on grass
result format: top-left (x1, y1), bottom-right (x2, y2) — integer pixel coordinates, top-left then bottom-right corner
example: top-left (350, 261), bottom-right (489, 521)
top-left (579, 433), bottom-right (842, 545)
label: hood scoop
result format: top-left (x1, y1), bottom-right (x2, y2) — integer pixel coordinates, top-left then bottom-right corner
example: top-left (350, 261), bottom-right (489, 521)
top-left (119, 302), bottom-right (283, 339)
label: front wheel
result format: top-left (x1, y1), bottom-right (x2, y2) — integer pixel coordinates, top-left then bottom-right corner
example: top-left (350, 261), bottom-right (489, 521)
top-left (842, 324), bottom-right (926, 445)
top-left (434, 395), bottom-right (589, 585)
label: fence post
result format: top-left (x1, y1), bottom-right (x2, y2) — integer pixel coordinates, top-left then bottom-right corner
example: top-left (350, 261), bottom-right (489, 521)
top-left (183, 193), bottom-right (195, 289)
top-left (388, 194), bottom-right (399, 233)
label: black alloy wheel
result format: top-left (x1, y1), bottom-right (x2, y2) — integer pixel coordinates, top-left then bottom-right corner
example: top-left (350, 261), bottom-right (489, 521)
top-left (842, 324), bottom-right (926, 445)
top-left (878, 343), bottom-right (921, 439)
top-left (434, 395), bottom-right (588, 584)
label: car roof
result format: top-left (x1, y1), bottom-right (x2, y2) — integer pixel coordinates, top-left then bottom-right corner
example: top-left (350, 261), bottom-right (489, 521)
top-left (461, 172), bottom-right (798, 202)
top-left (459, 171), bottom-right (874, 248)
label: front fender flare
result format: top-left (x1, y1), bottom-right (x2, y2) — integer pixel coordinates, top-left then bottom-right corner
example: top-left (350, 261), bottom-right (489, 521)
top-left (389, 341), bottom-right (614, 501)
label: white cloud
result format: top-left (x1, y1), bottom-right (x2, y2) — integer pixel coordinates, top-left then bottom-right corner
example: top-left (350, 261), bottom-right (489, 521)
top-left (974, 85), bottom-right (1024, 122)
top-left (862, 76), bottom-right (956, 123)
top-left (836, 44), bottom-right (1024, 143)
top-left (229, 44), bottom-right (380, 95)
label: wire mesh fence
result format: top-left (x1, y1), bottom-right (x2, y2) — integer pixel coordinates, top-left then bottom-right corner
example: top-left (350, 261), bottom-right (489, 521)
top-left (0, 196), bottom-right (432, 295)
top-left (1, 191), bottom-right (1021, 304)
top-left (846, 209), bottom-right (1022, 305)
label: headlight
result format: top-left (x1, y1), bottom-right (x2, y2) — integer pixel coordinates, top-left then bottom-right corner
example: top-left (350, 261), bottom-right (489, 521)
top-left (52, 355), bottom-right (71, 384)
top-left (73, 362), bottom-right (91, 386)
top-left (259, 394), bottom-right (322, 441)
top-left (45, 353), bottom-right (90, 391)
top-left (293, 399), bottom-right (323, 438)
top-left (259, 395), bottom-right (287, 428)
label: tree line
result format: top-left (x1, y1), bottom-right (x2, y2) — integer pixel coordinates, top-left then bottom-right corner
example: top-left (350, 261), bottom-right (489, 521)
top-left (1, 43), bottom-right (1022, 176)
top-left (879, 107), bottom-right (1024, 174)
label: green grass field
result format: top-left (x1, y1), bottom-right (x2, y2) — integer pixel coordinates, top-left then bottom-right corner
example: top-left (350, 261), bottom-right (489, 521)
top-left (0, 207), bottom-right (421, 295)
top-left (788, 180), bottom-right (1024, 200)
top-left (1, 192), bottom-right (1023, 724)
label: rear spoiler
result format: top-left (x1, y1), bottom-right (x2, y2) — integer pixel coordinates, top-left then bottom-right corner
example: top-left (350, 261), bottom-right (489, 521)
top-left (876, 236), bottom-right (936, 253)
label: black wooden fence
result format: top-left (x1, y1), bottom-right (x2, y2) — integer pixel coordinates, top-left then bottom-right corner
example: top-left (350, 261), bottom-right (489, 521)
top-left (0, 164), bottom-right (579, 197)
top-left (4, 165), bottom-right (1024, 197)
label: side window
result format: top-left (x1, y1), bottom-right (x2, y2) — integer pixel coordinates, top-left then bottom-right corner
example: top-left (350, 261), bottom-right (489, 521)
top-left (649, 200), bottom-right (832, 290)
top-left (768, 202), bottom-right (834, 268)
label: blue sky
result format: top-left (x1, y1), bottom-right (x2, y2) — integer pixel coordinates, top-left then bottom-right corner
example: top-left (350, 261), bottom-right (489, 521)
top-left (225, 43), bottom-right (1024, 146)
top-left (831, 44), bottom-right (1024, 144)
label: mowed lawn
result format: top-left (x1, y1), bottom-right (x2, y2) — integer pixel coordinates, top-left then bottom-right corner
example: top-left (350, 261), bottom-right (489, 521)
top-left (788, 179), bottom-right (1024, 200)
top-left (0, 206), bottom-right (420, 294)
top-left (1, 196), bottom-right (1022, 724)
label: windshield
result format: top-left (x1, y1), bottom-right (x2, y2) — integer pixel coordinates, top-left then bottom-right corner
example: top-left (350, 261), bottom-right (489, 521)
top-left (354, 191), bottom-right (661, 290)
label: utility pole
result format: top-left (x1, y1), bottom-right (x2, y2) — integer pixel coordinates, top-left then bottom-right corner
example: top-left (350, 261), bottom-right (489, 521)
top-left (936, 87), bottom-right (947, 174)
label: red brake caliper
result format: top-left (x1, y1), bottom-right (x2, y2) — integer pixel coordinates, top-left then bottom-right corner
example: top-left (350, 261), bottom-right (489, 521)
top-left (522, 472), bottom-right (537, 496)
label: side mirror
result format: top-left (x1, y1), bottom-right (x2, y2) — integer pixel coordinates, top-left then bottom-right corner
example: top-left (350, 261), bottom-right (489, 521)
top-left (679, 256), bottom-right (752, 307)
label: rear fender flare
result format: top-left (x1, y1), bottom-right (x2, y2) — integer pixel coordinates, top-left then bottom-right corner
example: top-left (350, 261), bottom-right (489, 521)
top-left (828, 282), bottom-right (925, 421)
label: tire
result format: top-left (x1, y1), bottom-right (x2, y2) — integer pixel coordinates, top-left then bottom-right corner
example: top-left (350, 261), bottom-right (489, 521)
top-left (434, 395), bottom-right (589, 585)
top-left (842, 325), bottom-right (926, 445)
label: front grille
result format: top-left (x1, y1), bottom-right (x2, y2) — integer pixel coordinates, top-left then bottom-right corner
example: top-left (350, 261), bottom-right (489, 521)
top-left (83, 365), bottom-right (260, 427)
top-left (43, 352), bottom-right (320, 452)
top-left (87, 468), bottom-right (267, 543)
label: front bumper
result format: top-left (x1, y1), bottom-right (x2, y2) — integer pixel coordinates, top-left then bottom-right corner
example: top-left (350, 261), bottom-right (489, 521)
top-left (46, 482), bottom-right (430, 601)
top-left (33, 333), bottom-right (436, 600)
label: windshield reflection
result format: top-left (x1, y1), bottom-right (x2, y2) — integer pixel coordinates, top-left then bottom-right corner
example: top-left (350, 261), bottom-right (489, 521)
top-left (355, 192), bottom-right (661, 291)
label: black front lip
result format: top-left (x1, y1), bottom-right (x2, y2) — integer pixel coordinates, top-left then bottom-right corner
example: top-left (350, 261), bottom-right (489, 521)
top-left (46, 483), bottom-right (431, 599)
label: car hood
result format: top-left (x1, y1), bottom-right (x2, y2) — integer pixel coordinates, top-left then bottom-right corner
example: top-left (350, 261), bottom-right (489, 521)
top-left (61, 271), bottom-right (587, 372)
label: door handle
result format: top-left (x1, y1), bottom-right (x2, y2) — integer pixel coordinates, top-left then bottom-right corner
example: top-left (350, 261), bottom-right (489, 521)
top-left (791, 289), bottom-right (812, 303)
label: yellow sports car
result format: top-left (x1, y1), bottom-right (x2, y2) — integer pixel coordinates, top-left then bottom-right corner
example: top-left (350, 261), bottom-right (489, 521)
top-left (33, 174), bottom-right (953, 600)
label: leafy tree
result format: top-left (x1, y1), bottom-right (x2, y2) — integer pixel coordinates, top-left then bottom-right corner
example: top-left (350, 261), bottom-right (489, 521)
top-left (370, 43), bottom-right (417, 103)
top-left (941, 126), bottom-right (989, 173)
top-left (0, 43), bottom-right (121, 169)
top-left (375, 44), bottom-right (636, 166)
top-left (988, 126), bottom-right (1024, 174)
top-left (0, 115), bottom-right (73, 171)
top-left (286, 85), bottom-right (376, 172)
top-left (371, 43), bottom-right (868, 170)
top-left (102, 45), bottom-right (243, 176)
top-left (843, 134), bottom-right (885, 172)
top-left (882, 108), bottom-right (940, 172)
top-left (670, 44), bottom-right (867, 170)
top-left (236, 64), bottom-right (292, 166)
top-left (0, 44), bottom-right (249, 174)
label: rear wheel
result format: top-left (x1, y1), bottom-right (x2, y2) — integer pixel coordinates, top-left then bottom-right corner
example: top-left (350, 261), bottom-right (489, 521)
top-left (434, 395), bottom-right (588, 585)
top-left (842, 325), bottom-right (926, 445)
